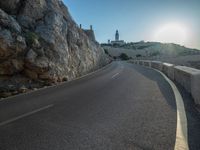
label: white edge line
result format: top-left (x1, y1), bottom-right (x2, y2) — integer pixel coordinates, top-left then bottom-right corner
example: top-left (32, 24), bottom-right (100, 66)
top-left (112, 73), bottom-right (119, 79)
top-left (131, 62), bottom-right (189, 150)
top-left (154, 69), bottom-right (189, 150)
top-left (0, 104), bottom-right (54, 126)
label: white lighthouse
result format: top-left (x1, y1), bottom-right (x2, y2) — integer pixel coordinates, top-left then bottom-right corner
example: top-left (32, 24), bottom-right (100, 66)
top-left (115, 30), bottom-right (119, 41)
top-left (111, 30), bottom-right (125, 46)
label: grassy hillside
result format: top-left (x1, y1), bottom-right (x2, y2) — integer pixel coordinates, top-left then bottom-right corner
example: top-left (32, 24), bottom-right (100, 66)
top-left (102, 41), bottom-right (200, 69)
top-left (102, 42), bottom-right (200, 58)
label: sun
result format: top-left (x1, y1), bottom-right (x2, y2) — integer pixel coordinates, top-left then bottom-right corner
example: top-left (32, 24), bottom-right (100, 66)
top-left (154, 23), bottom-right (188, 45)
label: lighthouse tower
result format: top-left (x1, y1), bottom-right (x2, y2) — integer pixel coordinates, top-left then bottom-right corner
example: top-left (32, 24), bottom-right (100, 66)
top-left (111, 30), bottom-right (125, 46)
top-left (115, 30), bottom-right (119, 41)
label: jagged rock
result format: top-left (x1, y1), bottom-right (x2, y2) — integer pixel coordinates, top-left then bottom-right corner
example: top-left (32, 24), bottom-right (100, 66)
top-left (34, 48), bottom-right (44, 57)
top-left (0, 92), bottom-right (12, 98)
top-left (17, 15), bottom-right (35, 29)
top-left (0, 9), bottom-right (21, 33)
top-left (25, 49), bottom-right (37, 63)
top-left (18, 0), bottom-right (47, 21)
top-left (0, 0), bottom-right (21, 15)
top-left (84, 29), bottom-right (96, 42)
top-left (24, 69), bottom-right (38, 80)
top-left (19, 85), bottom-right (28, 93)
top-left (11, 59), bottom-right (24, 72)
top-left (35, 11), bottom-right (66, 45)
top-left (0, 29), bottom-right (14, 60)
top-left (0, 29), bottom-right (26, 57)
top-left (25, 49), bottom-right (49, 74)
top-left (0, 9), bottom-right (26, 76)
top-left (0, 0), bottom-right (108, 97)
top-left (32, 38), bottom-right (41, 48)
top-left (38, 72), bottom-right (51, 80)
top-left (0, 59), bottom-right (23, 75)
top-left (16, 35), bottom-right (25, 45)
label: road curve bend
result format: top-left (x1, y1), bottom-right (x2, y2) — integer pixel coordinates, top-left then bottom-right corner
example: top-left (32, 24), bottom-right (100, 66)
top-left (0, 61), bottom-right (200, 150)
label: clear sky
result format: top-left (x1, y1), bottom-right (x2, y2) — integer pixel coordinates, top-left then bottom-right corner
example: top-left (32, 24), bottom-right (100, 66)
top-left (64, 0), bottom-right (200, 49)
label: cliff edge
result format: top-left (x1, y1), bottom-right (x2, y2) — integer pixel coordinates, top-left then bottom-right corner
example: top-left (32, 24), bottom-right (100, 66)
top-left (0, 0), bottom-right (107, 97)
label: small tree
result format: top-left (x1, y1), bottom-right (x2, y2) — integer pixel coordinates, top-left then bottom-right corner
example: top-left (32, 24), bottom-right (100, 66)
top-left (104, 49), bottom-right (109, 55)
top-left (150, 51), bottom-right (160, 57)
top-left (25, 31), bottom-right (39, 45)
top-left (136, 54), bottom-right (142, 58)
top-left (119, 53), bottom-right (129, 60)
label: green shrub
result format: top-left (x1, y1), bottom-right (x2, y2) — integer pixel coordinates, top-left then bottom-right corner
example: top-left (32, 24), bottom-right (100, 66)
top-left (119, 53), bottom-right (129, 60)
top-left (136, 54), bottom-right (142, 58)
top-left (150, 51), bottom-right (160, 56)
top-left (104, 49), bottom-right (109, 55)
top-left (25, 31), bottom-right (39, 45)
top-left (113, 56), bottom-right (117, 60)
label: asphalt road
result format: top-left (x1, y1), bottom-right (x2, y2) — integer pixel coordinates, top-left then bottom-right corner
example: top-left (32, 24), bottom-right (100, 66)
top-left (0, 61), bottom-right (199, 150)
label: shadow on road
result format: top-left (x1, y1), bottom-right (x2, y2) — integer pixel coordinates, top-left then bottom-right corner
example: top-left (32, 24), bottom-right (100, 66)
top-left (127, 64), bottom-right (177, 110)
top-left (175, 83), bottom-right (200, 150)
top-left (128, 63), bottom-right (200, 150)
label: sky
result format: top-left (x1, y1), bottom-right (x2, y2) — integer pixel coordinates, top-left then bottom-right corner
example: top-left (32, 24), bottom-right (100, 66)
top-left (64, 0), bottom-right (200, 49)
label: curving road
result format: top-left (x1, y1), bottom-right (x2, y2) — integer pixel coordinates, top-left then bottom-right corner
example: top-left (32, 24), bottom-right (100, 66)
top-left (0, 61), bottom-right (200, 150)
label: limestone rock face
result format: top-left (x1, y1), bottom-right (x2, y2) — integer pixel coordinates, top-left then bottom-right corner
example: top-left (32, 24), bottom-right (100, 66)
top-left (0, 0), bottom-right (107, 96)
top-left (0, 9), bottom-right (21, 32)
top-left (0, 0), bottom-right (21, 14)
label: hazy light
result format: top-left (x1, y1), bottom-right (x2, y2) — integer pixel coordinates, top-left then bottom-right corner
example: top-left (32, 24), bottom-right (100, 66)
top-left (154, 23), bottom-right (188, 45)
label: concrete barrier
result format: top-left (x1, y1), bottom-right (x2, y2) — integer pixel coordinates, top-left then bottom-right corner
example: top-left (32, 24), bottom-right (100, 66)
top-left (162, 63), bottom-right (175, 80)
top-left (139, 60), bottom-right (144, 66)
top-left (174, 66), bottom-right (192, 93)
top-left (174, 66), bottom-right (200, 105)
top-left (130, 60), bottom-right (200, 105)
top-left (151, 61), bottom-right (163, 71)
top-left (143, 61), bottom-right (151, 67)
top-left (133, 60), bottom-right (138, 65)
top-left (128, 60), bottom-right (135, 64)
top-left (131, 60), bottom-right (138, 65)
top-left (191, 73), bottom-right (200, 105)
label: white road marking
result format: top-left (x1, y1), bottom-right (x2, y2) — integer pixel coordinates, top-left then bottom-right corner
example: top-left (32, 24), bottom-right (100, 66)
top-left (111, 73), bottom-right (119, 79)
top-left (0, 104), bottom-right (54, 126)
top-left (155, 70), bottom-right (189, 150)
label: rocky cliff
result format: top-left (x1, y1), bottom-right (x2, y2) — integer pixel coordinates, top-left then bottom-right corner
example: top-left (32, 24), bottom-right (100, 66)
top-left (0, 0), bottom-right (107, 97)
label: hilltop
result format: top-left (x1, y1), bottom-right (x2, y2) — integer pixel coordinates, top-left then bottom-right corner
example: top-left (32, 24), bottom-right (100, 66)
top-left (102, 41), bottom-right (199, 57)
top-left (102, 41), bottom-right (200, 69)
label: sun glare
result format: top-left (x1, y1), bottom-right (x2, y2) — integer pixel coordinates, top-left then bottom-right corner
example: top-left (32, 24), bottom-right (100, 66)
top-left (154, 23), bottom-right (188, 45)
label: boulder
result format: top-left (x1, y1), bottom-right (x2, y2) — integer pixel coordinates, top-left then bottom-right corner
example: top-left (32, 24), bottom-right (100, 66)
top-left (19, 85), bottom-right (28, 93)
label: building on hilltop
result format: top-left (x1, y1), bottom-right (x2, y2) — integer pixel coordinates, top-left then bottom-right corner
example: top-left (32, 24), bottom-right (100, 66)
top-left (110, 30), bottom-right (125, 46)
top-left (115, 30), bottom-right (119, 41)
top-left (82, 25), bottom-right (96, 42)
